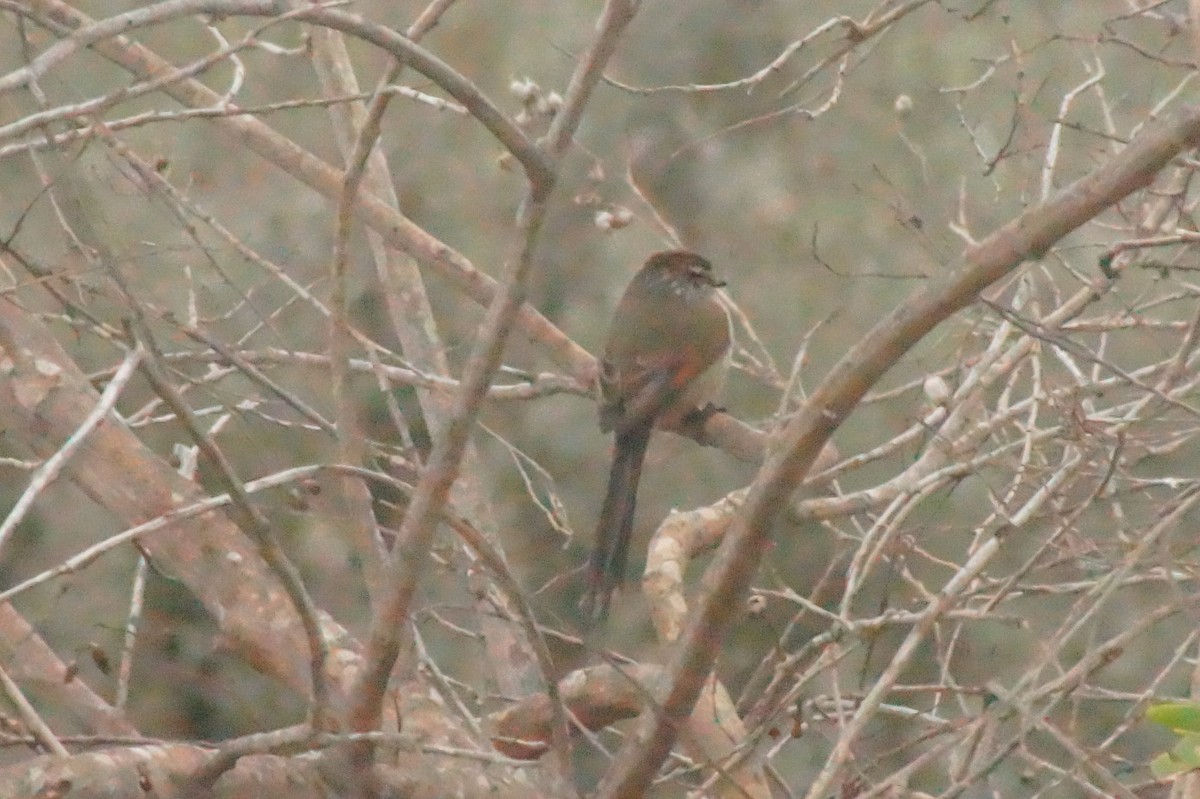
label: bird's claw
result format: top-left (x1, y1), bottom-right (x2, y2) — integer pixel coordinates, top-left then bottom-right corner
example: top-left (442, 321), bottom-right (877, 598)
top-left (679, 402), bottom-right (724, 445)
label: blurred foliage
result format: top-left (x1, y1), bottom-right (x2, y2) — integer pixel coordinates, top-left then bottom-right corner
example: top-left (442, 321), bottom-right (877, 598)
top-left (1149, 702), bottom-right (1200, 778)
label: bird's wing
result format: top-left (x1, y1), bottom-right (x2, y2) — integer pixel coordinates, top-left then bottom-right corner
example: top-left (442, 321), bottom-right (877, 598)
top-left (602, 344), bottom-right (720, 437)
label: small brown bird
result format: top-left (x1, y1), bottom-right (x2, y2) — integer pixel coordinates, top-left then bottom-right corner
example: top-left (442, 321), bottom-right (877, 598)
top-left (582, 250), bottom-right (732, 621)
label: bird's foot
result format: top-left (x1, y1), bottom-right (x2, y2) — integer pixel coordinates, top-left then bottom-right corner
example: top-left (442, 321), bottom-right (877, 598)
top-left (679, 402), bottom-right (724, 445)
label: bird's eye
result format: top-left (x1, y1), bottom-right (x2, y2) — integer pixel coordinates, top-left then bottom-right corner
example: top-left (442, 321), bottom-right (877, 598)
top-left (687, 263), bottom-right (724, 287)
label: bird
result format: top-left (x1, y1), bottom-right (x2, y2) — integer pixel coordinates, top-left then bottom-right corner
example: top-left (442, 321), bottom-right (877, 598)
top-left (581, 250), bottom-right (732, 622)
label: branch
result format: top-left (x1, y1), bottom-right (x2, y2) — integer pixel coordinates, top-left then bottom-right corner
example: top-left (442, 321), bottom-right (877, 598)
top-left (343, 2), bottom-right (642, 786)
top-left (0, 738), bottom-right (539, 799)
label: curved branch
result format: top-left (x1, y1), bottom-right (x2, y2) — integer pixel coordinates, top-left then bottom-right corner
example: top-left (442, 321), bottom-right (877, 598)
top-left (0, 0), bottom-right (554, 187)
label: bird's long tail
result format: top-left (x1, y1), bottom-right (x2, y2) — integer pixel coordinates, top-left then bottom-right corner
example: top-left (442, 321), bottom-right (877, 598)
top-left (581, 423), bottom-right (653, 623)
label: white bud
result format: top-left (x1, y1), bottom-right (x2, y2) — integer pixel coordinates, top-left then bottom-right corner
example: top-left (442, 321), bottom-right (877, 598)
top-left (923, 374), bottom-right (951, 405)
top-left (509, 77), bottom-right (538, 102)
top-left (594, 206), bottom-right (633, 231)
